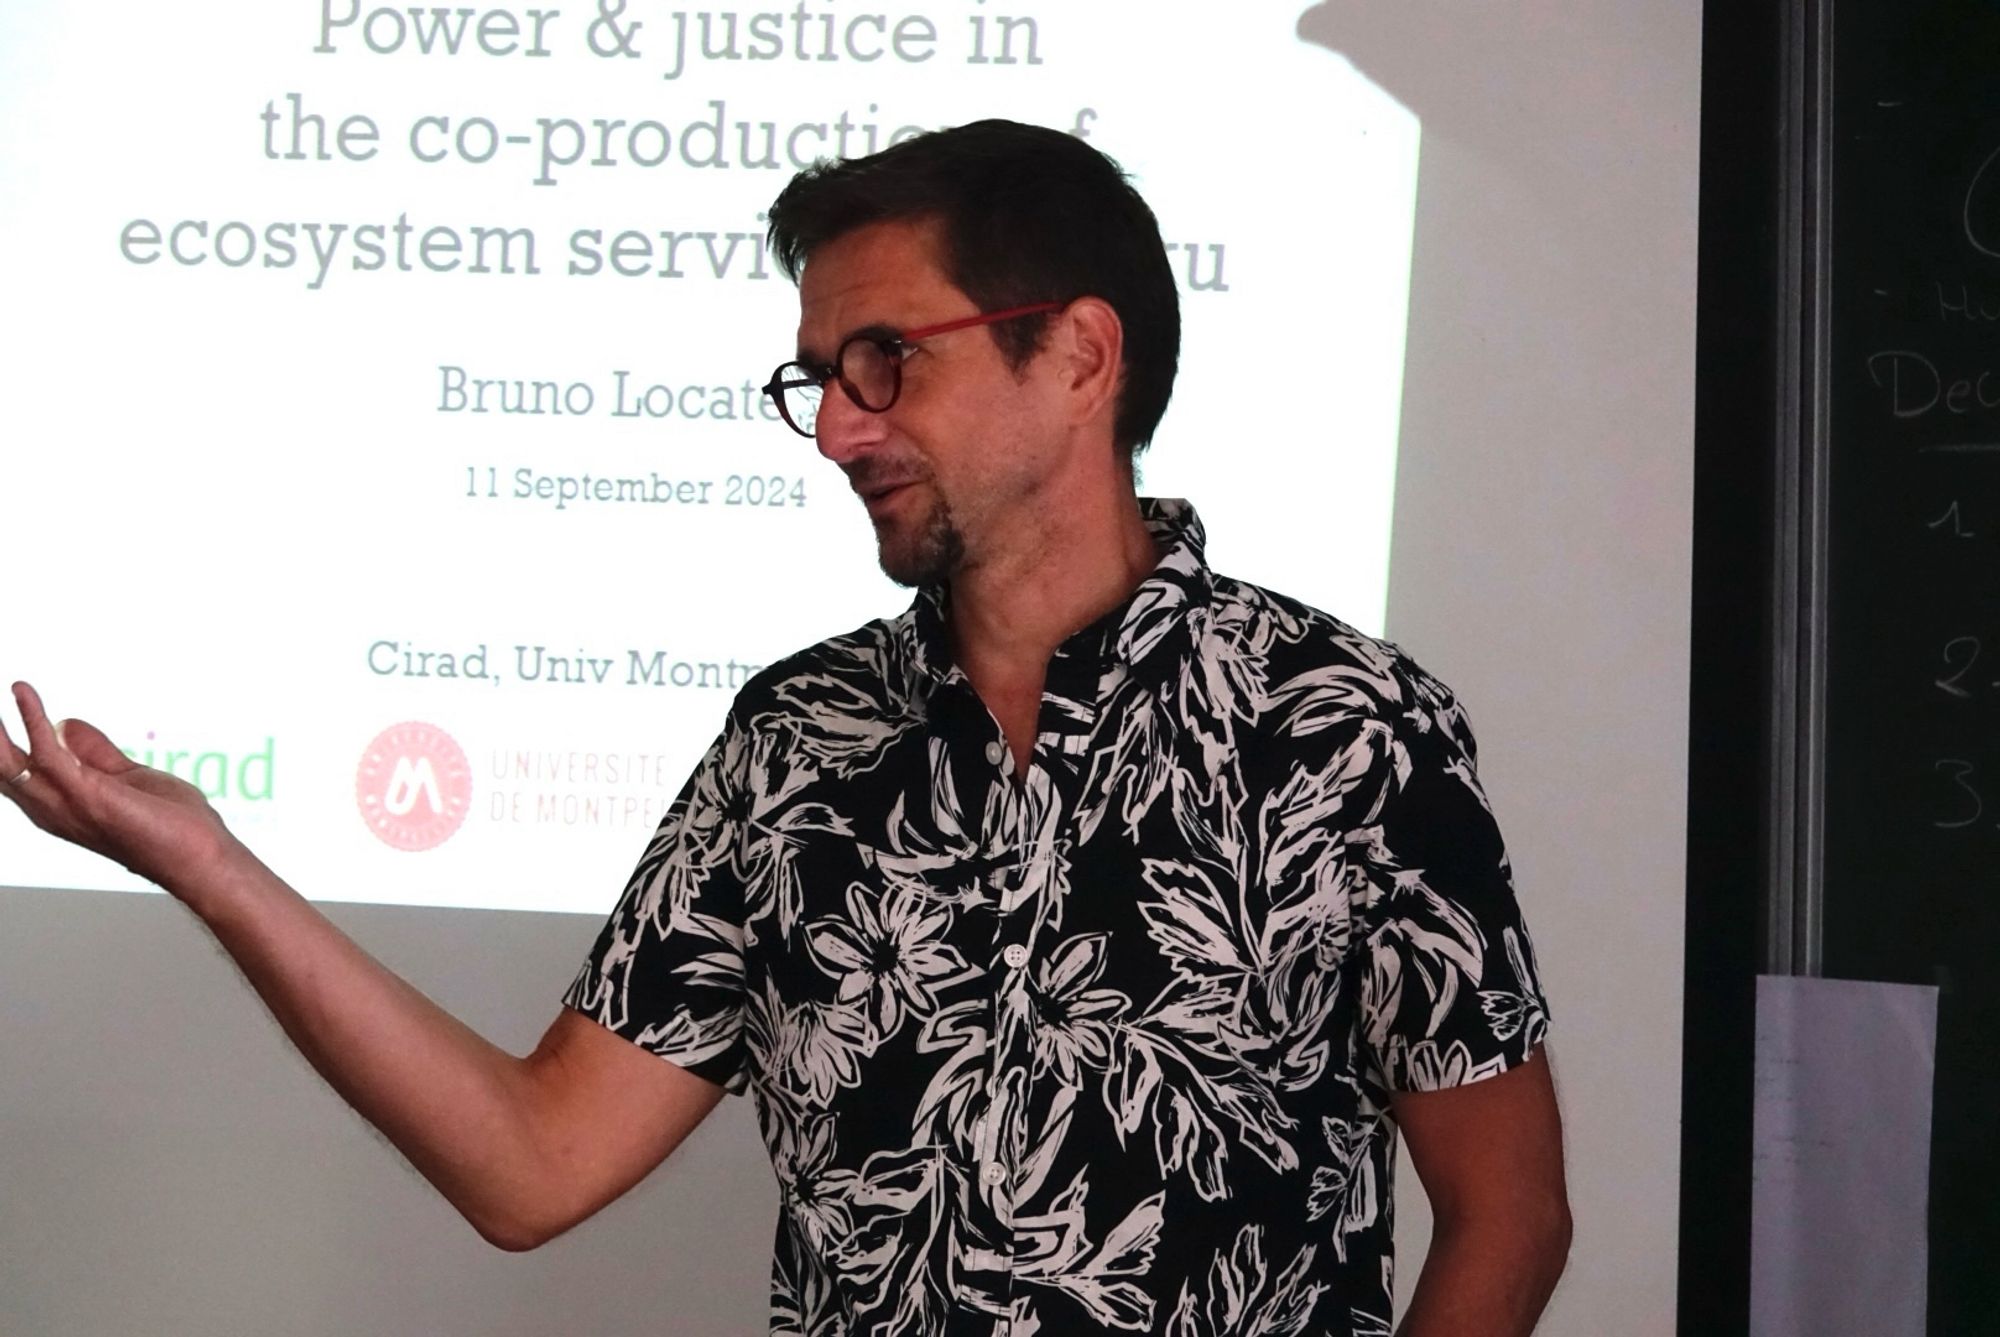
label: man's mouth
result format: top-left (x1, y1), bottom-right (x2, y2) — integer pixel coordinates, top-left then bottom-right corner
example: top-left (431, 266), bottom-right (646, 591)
top-left (855, 477), bottom-right (921, 506)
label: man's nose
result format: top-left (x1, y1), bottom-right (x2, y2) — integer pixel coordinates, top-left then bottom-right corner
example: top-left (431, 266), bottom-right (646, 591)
top-left (813, 380), bottom-right (890, 465)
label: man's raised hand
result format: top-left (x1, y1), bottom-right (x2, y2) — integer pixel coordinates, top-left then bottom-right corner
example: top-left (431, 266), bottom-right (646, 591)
top-left (0, 681), bottom-right (237, 899)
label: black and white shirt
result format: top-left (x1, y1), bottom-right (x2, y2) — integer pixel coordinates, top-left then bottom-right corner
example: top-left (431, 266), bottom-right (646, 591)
top-left (566, 498), bottom-right (1550, 1337)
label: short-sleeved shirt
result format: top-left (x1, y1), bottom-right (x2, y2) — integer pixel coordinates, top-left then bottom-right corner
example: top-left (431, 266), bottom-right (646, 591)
top-left (566, 498), bottom-right (1549, 1337)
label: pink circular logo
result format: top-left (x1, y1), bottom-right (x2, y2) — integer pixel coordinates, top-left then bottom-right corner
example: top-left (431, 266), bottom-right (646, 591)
top-left (356, 722), bottom-right (472, 852)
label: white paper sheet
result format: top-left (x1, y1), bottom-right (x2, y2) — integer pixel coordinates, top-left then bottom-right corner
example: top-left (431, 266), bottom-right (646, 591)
top-left (1750, 974), bottom-right (1938, 1337)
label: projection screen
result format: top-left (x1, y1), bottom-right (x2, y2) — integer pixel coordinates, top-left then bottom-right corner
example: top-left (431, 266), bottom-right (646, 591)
top-left (0, 1), bottom-right (1417, 914)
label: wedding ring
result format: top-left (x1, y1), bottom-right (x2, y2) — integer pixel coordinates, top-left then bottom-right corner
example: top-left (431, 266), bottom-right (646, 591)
top-left (6, 767), bottom-right (30, 787)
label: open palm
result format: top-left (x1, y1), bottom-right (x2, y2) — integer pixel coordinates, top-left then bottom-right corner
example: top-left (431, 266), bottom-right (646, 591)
top-left (1, 681), bottom-right (237, 894)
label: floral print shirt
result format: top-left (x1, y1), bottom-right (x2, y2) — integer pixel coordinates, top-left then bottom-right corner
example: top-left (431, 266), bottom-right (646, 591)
top-left (566, 498), bottom-right (1550, 1337)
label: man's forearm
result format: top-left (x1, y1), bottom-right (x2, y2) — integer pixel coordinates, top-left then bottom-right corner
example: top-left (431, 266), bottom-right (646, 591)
top-left (180, 844), bottom-right (562, 1248)
top-left (1395, 1212), bottom-right (1572, 1337)
top-left (0, 691), bottom-right (705, 1252)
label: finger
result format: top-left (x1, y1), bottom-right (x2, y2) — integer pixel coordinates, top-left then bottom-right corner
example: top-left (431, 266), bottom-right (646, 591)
top-left (12, 681), bottom-right (82, 784)
top-left (0, 740), bottom-right (28, 806)
top-left (0, 710), bottom-right (24, 774)
top-left (56, 717), bottom-right (140, 776)
top-left (1, 691), bottom-right (57, 814)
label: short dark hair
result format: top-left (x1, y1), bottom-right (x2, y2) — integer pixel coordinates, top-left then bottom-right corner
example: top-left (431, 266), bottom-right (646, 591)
top-left (766, 119), bottom-right (1180, 456)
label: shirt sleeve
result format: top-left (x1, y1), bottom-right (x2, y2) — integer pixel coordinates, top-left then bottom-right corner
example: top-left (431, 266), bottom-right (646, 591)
top-left (563, 710), bottom-right (753, 1094)
top-left (1356, 664), bottom-right (1551, 1095)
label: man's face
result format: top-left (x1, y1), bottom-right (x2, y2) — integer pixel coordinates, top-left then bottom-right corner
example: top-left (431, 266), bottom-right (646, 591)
top-left (796, 218), bottom-right (1063, 588)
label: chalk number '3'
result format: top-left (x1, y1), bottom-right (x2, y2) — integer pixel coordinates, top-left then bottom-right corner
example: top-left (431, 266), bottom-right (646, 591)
top-left (1934, 759), bottom-right (1983, 829)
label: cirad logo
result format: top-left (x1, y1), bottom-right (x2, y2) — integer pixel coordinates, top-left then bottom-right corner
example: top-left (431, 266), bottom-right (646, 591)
top-left (355, 722), bottom-right (472, 852)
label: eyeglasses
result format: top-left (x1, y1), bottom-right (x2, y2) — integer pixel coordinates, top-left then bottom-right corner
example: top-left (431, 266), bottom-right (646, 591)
top-left (760, 302), bottom-right (1064, 439)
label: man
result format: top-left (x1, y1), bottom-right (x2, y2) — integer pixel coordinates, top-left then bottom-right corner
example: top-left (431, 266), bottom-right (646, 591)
top-left (2, 120), bottom-right (1569, 1335)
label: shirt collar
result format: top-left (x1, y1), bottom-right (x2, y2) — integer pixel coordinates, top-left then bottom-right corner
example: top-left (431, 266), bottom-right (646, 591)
top-left (899, 497), bottom-right (1213, 709)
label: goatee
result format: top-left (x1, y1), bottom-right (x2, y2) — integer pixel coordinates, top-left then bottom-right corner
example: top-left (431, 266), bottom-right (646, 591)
top-left (878, 493), bottom-right (965, 588)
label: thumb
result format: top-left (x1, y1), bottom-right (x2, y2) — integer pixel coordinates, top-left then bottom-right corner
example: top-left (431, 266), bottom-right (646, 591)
top-left (56, 718), bottom-right (141, 775)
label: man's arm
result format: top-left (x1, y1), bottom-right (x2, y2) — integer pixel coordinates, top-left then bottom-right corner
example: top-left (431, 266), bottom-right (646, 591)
top-left (1, 682), bottom-right (721, 1250)
top-left (1390, 1046), bottom-right (1572, 1337)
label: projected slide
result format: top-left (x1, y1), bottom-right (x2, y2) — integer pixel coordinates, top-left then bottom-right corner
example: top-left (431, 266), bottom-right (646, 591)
top-left (0, 2), bottom-right (1418, 912)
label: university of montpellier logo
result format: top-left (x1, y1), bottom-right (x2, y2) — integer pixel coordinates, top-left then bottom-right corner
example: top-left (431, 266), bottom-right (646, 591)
top-left (355, 722), bottom-right (472, 851)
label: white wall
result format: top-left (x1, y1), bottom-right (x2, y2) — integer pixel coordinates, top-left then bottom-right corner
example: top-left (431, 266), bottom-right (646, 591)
top-left (0, 4), bottom-right (1699, 1332)
top-left (0, 890), bottom-right (776, 1336)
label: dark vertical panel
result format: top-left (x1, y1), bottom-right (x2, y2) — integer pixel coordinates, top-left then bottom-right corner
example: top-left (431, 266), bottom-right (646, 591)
top-left (1682, 1), bottom-right (1785, 1331)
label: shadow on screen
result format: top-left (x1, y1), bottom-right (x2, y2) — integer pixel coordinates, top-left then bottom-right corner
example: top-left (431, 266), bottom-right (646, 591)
top-left (1295, 3), bottom-right (1607, 655)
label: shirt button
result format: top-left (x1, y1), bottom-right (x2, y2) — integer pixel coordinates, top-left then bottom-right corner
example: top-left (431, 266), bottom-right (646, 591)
top-left (1002, 944), bottom-right (1029, 968)
top-left (982, 1162), bottom-right (1006, 1185)
top-left (984, 740), bottom-right (1005, 766)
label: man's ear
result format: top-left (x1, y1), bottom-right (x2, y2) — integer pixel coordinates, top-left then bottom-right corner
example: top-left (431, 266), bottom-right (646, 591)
top-left (1054, 297), bottom-right (1125, 430)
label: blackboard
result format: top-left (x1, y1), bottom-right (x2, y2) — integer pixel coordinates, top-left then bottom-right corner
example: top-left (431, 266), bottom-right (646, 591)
top-left (1821, 1), bottom-right (2000, 1328)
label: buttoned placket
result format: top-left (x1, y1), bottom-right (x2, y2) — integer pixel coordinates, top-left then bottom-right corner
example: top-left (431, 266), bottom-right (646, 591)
top-left (975, 685), bottom-right (1029, 1313)
top-left (1032, 659), bottom-right (1125, 1289)
top-left (931, 634), bottom-right (1115, 1333)
top-left (912, 668), bottom-right (1020, 1328)
top-left (904, 560), bottom-right (1186, 1333)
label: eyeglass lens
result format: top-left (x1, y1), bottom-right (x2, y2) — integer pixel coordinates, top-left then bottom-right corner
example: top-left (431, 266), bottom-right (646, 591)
top-left (772, 337), bottom-right (899, 437)
top-left (773, 372), bottom-right (824, 436)
top-left (837, 338), bottom-right (899, 411)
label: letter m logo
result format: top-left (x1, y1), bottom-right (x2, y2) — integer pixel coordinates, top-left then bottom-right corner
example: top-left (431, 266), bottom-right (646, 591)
top-left (382, 755), bottom-right (446, 816)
